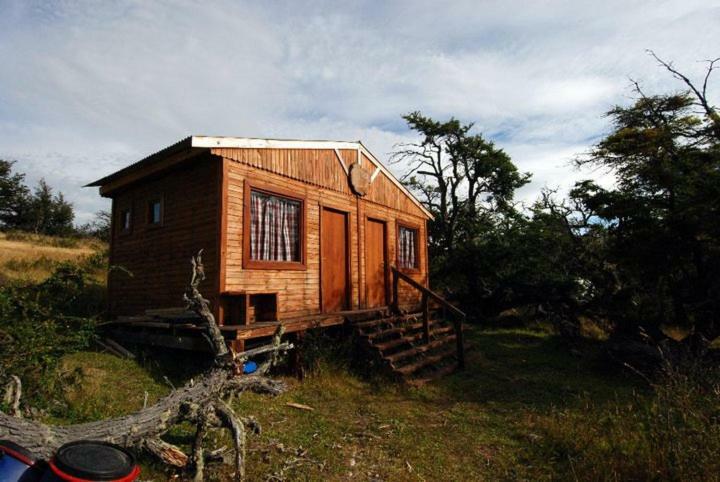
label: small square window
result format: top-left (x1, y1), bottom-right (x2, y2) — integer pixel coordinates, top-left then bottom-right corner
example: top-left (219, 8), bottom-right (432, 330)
top-left (120, 209), bottom-right (132, 233)
top-left (148, 199), bottom-right (163, 225)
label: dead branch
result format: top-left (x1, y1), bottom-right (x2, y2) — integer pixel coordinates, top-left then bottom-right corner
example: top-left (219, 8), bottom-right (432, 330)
top-left (192, 405), bottom-right (211, 482)
top-left (216, 401), bottom-right (246, 480)
top-left (648, 50), bottom-right (720, 141)
top-left (184, 249), bottom-right (231, 363)
top-left (0, 250), bottom-right (293, 481)
top-left (3, 375), bottom-right (22, 418)
top-left (143, 437), bottom-right (189, 467)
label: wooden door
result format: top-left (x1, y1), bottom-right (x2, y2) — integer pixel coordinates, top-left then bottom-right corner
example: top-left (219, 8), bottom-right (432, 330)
top-left (365, 219), bottom-right (387, 307)
top-left (321, 208), bottom-right (349, 312)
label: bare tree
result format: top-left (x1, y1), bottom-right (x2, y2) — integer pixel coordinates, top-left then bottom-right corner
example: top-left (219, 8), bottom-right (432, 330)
top-left (391, 112), bottom-right (529, 255)
top-left (648, 50), bottom-right (720, 142)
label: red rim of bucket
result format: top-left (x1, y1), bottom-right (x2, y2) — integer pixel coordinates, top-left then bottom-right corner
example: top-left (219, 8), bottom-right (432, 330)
top-left (49, 459), bottom-right (140, 482)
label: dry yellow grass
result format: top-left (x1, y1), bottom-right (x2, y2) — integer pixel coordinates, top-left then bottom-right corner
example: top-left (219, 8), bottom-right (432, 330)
top-left (0, 231), bottom-right (104, 282)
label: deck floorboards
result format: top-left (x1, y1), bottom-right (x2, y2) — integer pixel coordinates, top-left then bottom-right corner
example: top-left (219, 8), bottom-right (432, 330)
top-left (100, 308), bottom-right (387, 350)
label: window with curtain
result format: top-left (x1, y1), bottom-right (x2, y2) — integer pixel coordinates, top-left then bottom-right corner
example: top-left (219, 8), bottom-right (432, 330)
top-left (398, 225), bottom-right (419, 269)
top-left (249, 190), bottom-right (302, 262)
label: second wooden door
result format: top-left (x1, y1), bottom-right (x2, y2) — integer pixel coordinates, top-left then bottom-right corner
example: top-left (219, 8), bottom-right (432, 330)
top-left (321, 208), bottom-right (349, 312)
top-left (365, 218), bottom-right (387, 308)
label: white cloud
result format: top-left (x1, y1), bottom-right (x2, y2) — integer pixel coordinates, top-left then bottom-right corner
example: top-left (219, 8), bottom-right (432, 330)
top-left (0, 0), bottom-right (718, 223)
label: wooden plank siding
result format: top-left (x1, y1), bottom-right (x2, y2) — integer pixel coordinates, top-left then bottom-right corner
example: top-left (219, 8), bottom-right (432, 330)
top-left (215, 147), bottom-right (428, 321)
top-left (103, 143), bottom-right (430, 325)
top-left (107, 154), bottom-right (221, 317)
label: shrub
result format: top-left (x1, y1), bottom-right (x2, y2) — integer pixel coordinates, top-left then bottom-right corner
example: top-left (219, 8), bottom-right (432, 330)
top-left (3, 255), bottom-right (57, 273)
top-left (0, 262), bottom-right (104, 404)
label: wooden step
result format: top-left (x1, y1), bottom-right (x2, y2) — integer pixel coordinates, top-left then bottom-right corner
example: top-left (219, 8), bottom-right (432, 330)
top-left (384, 335), bottom-right (456, 363)
top-left (363, 319), bottom-right (435, 341)
top-left (349, 307), bottom-right (461, 383)
top-left (343, 307), bottom-right (390, 322)
top-left (354, 316), bottom-right (400, 330)
top-left (406, 362), bottom-right (459, 386)
top-left (363, 324), bottom-right (408, 340)
top-left (394, 346), bottom-right (457, 376)
top-left (375, 325), bottom-right (454, 353)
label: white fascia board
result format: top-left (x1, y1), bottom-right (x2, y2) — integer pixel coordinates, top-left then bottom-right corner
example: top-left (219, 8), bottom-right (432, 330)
top-left (191, 136), bottom-right (361, 151)
top-left (191, 135), bottom-right (433, 220)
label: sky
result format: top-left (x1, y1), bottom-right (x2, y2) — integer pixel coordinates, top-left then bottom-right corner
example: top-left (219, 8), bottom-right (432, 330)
top-left (1, 0), bottom-right (719, 224)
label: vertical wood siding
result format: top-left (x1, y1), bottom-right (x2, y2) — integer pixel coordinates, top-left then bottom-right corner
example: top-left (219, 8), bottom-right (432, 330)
top-left (108, 155), bottom-right (221, 317)
top-left (219, 147), bottom-right (429, 320)
top-left (106, 146), bottom-right (429, 321)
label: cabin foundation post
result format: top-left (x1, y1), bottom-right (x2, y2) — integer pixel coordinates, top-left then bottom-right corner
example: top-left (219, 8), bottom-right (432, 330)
top-left (391, 271), bottom-right (399, 314)
top-left (421, 292), bottom-right (430, 344)
top-left (289, 331), bottom-right (305, 380)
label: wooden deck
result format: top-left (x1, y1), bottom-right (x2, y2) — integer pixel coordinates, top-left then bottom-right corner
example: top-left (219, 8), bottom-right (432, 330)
top-left (100, 307), bottom-right (389, 352)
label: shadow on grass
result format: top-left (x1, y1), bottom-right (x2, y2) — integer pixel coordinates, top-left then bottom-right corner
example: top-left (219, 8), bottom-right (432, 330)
top-left (130, 345), bottom-right (215, 387)
top-left (416, 328), bottom-right (643, 412)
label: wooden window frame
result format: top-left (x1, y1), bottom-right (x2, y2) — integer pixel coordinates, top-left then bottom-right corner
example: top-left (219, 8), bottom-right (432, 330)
top-left (119, 206), bottom-right (133, 236)
top-left (242, 179), bottom-right (307, 270)
top-left (396, 220), bottom-right (421, 273)
top-left (147, 196), bottom-right (164, 227)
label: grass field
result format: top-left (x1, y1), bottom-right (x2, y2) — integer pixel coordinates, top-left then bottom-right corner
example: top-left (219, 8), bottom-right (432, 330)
top-left (0, 231), bottom-right (105, 282)
top-left (46, 328), bottom-right (645, 481)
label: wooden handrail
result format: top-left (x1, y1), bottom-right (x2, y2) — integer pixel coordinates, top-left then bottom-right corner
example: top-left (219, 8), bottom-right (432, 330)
top-left (391, 267), bottom-right (466, 369)
top-left (391, 267), bottom-right (466, 319)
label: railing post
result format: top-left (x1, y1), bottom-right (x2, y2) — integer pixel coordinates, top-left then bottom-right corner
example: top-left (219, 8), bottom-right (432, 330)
top-left (391, 268), bottom-right (399, 313)
top-left (422, 292), bottom-right (430, 344)
top-left (455, 317), bottom-right (465, 370)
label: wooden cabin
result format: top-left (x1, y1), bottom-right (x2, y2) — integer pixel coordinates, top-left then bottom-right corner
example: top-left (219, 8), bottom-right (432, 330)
top-left (89, 136), bottom-right (465, 382)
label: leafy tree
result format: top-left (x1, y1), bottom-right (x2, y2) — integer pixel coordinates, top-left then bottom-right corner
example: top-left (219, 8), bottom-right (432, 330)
top-left (0, 162), bottom-right (76, 236)
top-left (551, 53), bottom-right (720, 352)
top-left (393, 113), bottom-right (530, 312)
top-left (0, 160), bottom-right (31, 229)
top-left (26, 179), bottom-right (75, 236)
top-left (393, 112), bottom-right (530, 255)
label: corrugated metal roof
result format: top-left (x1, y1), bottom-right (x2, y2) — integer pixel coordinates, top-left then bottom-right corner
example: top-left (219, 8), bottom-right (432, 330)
top-left (86, 136), bottom-right (432, 219)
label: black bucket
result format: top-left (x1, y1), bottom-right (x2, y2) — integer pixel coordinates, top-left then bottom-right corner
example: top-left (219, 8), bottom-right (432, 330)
top-left (44, 441), bottom-right (139, 482)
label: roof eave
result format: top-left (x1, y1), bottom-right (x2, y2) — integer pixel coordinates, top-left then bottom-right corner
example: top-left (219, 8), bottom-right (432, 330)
top-left (84, 136), bottom-right (194, 187)
top-left (84, 135), bottom-right (434, 220)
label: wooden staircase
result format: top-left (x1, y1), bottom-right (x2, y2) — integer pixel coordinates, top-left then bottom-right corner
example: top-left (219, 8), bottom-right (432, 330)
top-left (349, 268), bottom-right (466, 385)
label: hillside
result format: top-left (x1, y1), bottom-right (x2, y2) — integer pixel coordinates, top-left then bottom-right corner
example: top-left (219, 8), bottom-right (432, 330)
top-left (0, 231), bottom-right (106, 282)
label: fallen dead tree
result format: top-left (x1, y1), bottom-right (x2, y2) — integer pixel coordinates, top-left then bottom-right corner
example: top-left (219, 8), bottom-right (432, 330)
top-left (0, 251), bottom-right (292, 481)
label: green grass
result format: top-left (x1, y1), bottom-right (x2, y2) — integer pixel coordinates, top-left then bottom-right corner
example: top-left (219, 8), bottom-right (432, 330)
top-left (30, 326), bottom-right (720, 481)
top-left (228, 328), bottom-right (639, 481)
top-left (47, 352), bottom-right (171, 423)
top-left (46, 328), bottom-right (635, 480)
